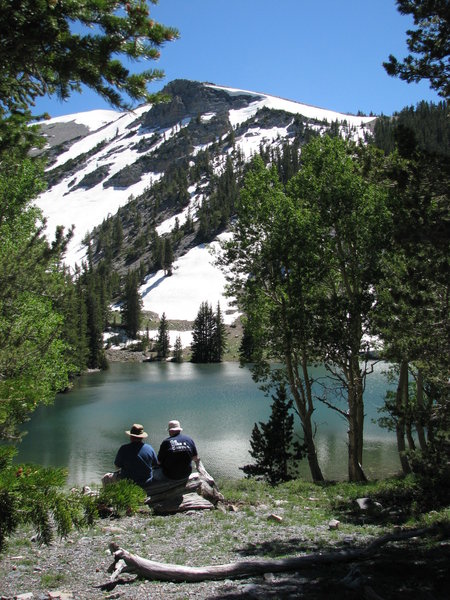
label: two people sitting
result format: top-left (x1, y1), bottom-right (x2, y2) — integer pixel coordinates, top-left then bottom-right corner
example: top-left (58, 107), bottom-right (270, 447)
top-left (102, 420), bottom-right (199, 489)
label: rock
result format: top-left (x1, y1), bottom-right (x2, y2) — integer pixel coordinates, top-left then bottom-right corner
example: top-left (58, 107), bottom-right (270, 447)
top-left (355, 497), bottom-right (383, 513)
top-left (268, 513), bottom-right (283, 522)
top-left (329, 519), bottom-right (340, 530)
top-left (15, 594), bottom-right (34, 600)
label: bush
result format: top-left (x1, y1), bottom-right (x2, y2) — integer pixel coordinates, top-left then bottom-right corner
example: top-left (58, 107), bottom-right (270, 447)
top-left (96, 479), bottom-right (146, 517)
top-left (0, 446), bottom-right (96, 551)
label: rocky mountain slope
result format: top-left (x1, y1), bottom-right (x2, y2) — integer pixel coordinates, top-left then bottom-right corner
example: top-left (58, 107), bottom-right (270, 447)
top-left (36, 80), bottom-right (376, 325)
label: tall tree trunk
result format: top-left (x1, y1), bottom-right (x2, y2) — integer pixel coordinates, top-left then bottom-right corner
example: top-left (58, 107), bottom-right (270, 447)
top-left (415, 369), bottom-right (428, 451)
top-left (285, 352), bottom-right (324, 482)
top-left (396, 360), bottom-right (412, 475)
top-left (302, 417), bottom-right (324, 482)
top-left (347, 359), bottom-right (367, 482)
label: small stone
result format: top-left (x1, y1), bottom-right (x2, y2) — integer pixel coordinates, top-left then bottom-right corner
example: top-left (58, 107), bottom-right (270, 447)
top-left (268, 513), bottom-right (283, 522)
top-left (355, 497), bottom-right (382, 512)
top-left (15, 594), bottom-right (34, 600)
top-left (329, 519), bottom-right (340, 530)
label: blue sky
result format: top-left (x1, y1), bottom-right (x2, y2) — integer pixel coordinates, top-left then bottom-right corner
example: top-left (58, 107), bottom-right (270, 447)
top-left (34, 0), bottom-right (440, 118)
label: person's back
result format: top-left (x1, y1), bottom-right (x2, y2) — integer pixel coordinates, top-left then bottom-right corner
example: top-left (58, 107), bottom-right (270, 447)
top-left (115, 438), bottom-right (157, 486)
top-left (158, 420), bottom-right (198, 480)
top-left (103, 423), bottom-right (158, 488)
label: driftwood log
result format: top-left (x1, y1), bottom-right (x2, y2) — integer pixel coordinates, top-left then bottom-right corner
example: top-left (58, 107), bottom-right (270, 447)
top-left (107, 525), bottom-right (441, 584)
top-left (144, 461), bottom-right (224, 514)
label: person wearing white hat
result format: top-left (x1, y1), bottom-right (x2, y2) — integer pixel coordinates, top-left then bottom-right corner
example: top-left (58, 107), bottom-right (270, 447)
top-left (102, 423), bottom-right (158, 487)
top-left (157, 419), bottom-right (199, 480)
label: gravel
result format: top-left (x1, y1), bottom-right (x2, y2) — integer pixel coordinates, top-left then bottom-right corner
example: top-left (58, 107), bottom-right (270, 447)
top-left (1, 498), bottom-right (448, 600)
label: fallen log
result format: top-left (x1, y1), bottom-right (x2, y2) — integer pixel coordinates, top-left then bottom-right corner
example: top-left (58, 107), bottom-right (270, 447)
top-left (107, 525), bottom-right (441, 583)
top-left (144, 461), bottom-right (223, 514)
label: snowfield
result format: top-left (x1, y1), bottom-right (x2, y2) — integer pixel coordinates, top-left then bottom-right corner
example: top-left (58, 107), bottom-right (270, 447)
top-left (36, 82), bottom-right (376, 332)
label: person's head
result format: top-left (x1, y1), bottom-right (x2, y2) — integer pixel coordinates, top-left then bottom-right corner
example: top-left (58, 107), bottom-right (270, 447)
top-left (167, 419), bottom-right (182, 436)
top-left (126, 423), bottom-right (148, 442)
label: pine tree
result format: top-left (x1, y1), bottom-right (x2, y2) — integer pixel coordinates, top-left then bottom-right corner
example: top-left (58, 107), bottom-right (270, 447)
top-left (173, 335), bottom-right (183, 363)
top-left (191, 301), bottom-right (215, 363)
top-left (384, 0), bottom-right (449, 99)
top-left (212, 302), bottom-right (227, 362)
top-left (162, 236), bottom-right (174, 276)
top-left (241, 384), bottom-right (305, 485)
top-left (0, 157), bottom-right (73, 438)
top-left (0, 0), bottom-right (179, 157)
top-left (120, 270), bottom-right (142, 339)
top-left (156, 312), bottom-right (170, 359)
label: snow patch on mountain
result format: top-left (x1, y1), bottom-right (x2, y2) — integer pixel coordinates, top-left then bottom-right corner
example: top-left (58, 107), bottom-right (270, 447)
top-left (209, 83), bottom-right (375, 127)
top-left (139, 232), bottom-right (237, 325)
top-left (44, 109), bottom-right (123, 131)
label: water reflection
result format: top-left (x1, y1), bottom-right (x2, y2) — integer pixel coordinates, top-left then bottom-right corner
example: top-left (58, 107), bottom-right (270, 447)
top-left (16, 362), bottom-right (399, 485)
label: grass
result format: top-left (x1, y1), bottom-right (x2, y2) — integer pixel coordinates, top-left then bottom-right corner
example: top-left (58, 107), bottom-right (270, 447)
top-left (40, 571), bottom-right (68, 588)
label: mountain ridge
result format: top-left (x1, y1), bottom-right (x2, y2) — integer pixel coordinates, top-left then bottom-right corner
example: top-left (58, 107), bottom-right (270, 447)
top-left (35, 79), bottom-right (377, 329)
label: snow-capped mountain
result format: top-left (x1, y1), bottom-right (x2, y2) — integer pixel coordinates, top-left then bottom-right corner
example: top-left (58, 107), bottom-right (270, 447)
top-left (36, 80), bottom-right (376, 330)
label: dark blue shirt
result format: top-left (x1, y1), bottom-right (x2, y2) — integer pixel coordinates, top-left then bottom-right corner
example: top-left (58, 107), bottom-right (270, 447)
top-left (158, 433), bottom-right (198, 480)
top-left (115, 441), bottom-right (158, 486)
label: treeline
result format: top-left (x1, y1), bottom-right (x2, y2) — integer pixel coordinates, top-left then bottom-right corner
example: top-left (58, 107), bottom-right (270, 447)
top-left (373, 100), bottom-right (449, 156)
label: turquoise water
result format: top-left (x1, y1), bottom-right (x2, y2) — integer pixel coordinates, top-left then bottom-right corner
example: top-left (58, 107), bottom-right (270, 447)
top-left (16, 362), bottom-right (400, 485)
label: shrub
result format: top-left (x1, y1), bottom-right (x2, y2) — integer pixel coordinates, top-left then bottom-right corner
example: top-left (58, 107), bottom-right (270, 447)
top-left (0, 446), bottom-right (96, 551)
top-left (96, 479), bottom-right (146, 517)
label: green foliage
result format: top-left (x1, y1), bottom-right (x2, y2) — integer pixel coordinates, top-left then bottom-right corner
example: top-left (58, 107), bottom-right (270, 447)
top-left (172, 335), bottom-right (184, 362)
top-left (97, 479), bottom-right (146, 517)
top-left (374, 130), bottom-right (449, 477)
top-left (221, 140), bottom-right (392, 482)
top-left (156, 312), bottom-right (170, 358)
top-left (373, 100), bottom-right (449, 156)
top-left (0, 158), bottom-right (74, 438)
top-left (0, 447), bottom-right (96, 551)
top-left (120, 269), bottom-right (143, 339)
top-left (191, 301), bottom-right (227, 363)
top-left (241, 384), bottom-right (306, 485)
top-left (383, 0), bottom-right (449, 98)
top-left (0, 0), bottom-right (178, 157)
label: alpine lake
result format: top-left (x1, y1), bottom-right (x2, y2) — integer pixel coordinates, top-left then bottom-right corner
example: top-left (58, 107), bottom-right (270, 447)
top-left (15, 361), bottom-right (400, 486)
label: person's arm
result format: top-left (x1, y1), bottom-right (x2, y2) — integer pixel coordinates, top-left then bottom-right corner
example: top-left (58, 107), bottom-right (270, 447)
top-left (114, 447), bottom-right (123, 469)
top-left (157, 440), bottom-right (168, 465)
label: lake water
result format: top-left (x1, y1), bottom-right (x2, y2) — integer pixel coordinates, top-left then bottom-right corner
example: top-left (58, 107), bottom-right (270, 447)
top-left (15, 362), bottom-right (400, 486)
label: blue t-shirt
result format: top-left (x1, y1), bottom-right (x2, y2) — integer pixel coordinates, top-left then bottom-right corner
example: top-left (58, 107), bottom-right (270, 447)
top-left (158, 433), bottom-right (198, 480)
top-left (115, 441), bottom-right (158, 486)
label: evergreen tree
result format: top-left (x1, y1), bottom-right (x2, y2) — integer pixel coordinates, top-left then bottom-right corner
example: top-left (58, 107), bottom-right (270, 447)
top-left (85, 282), bottom-right (106, 369)
top-left (0, 157), bottom-right (73, 438)
top-left (212, 302), bottom-right (227, 362)
top-left (0, 0), bottom-right (179, 157)
top-left (191, 301), bottom-right (215, 363)
top-left (384, 0), bottom-right (449, 98)
top-left (112, 217), bottom-right (124, 256)
top-left (156, 312), bottom-right (170, 359)
top-left (173, 335), bottom-right (183, 363)
top-left (162, 236), bottom-right (174, 276)
top-left (241, 384), bottom-right (305, 485)
top-left (121, 270), bottom-right (142, 339)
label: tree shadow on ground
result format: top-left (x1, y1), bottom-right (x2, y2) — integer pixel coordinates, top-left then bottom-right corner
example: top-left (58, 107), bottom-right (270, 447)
top-left (206, 528), bottom-right (450, 600)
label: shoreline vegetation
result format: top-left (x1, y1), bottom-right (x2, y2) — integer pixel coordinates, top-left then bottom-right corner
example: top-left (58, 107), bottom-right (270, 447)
top-left (0, 477), bottom-right (448, 599)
